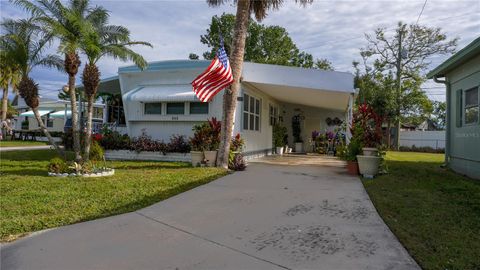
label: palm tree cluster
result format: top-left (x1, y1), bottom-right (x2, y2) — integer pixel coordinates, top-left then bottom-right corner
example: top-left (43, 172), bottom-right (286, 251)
top-left (1, 0), bottom-right (151, 162)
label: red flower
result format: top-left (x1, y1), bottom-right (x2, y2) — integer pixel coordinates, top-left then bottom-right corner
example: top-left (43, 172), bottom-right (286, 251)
top-left (92, 133), bottom-right (103, 141)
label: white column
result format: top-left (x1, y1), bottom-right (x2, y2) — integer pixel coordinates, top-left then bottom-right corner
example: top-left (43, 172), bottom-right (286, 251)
top-left (346, 93), bottom-right (354, 144)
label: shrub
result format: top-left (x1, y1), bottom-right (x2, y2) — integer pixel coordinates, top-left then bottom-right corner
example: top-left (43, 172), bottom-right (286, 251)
top-left (89, 140), bottom-right (105, 161)
top-left (47, 157), bottom-right (67, 173)
top-left (208, 117), bottom-right (221, 150)
top-left (230, 133), bottom-right (245, 152)
top-left (190, 117), bottom-right (221, 151)
top-left (130, 130), bottom-right (166, 153)
top-left (229, 152), bottom-right (246, 171)
top-left (99, 131), bottom-right (131, 150)
top-left (167, 135), bottom-right (191, 153)
top-left (353, 104), bottom-right (383, 148)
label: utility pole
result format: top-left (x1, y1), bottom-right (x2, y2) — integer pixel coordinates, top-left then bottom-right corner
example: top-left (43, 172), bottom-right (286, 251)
top-left (394, 27), bottom-right (404, 150)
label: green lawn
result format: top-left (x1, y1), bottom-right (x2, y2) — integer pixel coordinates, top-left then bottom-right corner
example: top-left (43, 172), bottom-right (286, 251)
top-left (0, 150), bottom-right (227, 242)
top-left (363, 152), bottom-right (480, 270)
top-left (0, 140), bottom-right (48, 147)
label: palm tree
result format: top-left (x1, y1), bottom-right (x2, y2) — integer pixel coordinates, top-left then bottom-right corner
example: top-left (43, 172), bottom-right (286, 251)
top-left (207, 0), bottom-right (313, 168)
top-left (0, 18), bottom-right (64, 154)
top-left (81, 23), bottom-right (152, 160)
top-left (12, 0), bottom-right (109, 163)
top-left (0, 53), bottom-right (21, 122)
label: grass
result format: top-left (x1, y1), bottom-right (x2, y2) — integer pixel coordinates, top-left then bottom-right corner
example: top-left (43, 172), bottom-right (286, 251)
top-left (0, 149), bottom-right (227, 242)
top-left (363, 152), bottom-right (480, 270)
top-left (0, 140), bottom-right (48, 147)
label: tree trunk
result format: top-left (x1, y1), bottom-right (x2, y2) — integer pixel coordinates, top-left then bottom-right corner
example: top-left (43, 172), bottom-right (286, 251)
top-left (83, 94), bottom-right (94, 161)
top-left (387, 119), bottom-right (391, 149)
top-left (33, 107), bottom-right (64, 156)
top-left (68, 74), bottom-right (82, 163)
top-left (2, 87), bottom-right (8, 121)
top-left (216, 0), bottom-right (251, 169)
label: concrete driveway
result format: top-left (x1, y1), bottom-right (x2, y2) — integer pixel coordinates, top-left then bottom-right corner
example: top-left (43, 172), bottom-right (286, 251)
top-left (1, 155), bottom-right (419, 270)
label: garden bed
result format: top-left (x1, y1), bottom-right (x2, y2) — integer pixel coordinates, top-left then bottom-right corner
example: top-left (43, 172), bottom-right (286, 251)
top-left (105, 150), bottom-right (191, 162)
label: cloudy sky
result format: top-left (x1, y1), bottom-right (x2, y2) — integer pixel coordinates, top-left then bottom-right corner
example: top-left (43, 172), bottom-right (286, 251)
top-left (1, 0), bottom-right (479, 101)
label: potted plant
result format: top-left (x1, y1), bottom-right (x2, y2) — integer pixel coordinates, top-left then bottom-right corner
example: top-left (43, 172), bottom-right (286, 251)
top-left (229, 133), bottom-right (246, 171)
top-left (204, 117), bottom-right (221, 167)
top-left (190, 123), bottom-right (208, 167)
top-left (354, 104), bottom-right (383, 178)
top-left (273, 124), bottom-right (287, 155)
top-left (292, 113), bottom-right (304, 152)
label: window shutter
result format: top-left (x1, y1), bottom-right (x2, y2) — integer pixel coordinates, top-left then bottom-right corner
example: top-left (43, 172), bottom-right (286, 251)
top-left (456, 90), bottom-right (462, 127)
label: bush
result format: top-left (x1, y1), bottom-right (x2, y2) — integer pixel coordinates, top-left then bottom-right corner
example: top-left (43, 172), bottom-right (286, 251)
top-left (273, 124), bottom-right (287, 147)
top-left (190, 118), bottom-right (221, 151)
top-left (47, 157), bottom-right (67, 173)
top-left (229, 152), bottom-right (246, 171)
top-left (89, 140), bottom-right (104, 161)
top-left (130, 131), bottom-right (167, 153)
top-left (99, 131), bottom-right (131, 150)
top-left (167, 135), bottom-right (191, 153)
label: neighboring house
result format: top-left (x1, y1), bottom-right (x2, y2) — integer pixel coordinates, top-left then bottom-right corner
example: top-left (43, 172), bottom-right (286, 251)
top-left (95, 60), bottom-right (355, 158)
top-left (427, 36), bottom-right (480, 179)
top-left (14, 97), bottom-right (106, 133)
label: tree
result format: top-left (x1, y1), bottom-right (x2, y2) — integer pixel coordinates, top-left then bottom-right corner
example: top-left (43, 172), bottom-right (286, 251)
top-left (13, 0), bottom-right (110, 162)
top-left (430, 101), bottom-right (446, 130)
top-left (0, 18), bottom-right (64, 154)
top-left (206, 0), bottom-right (313, 168)
top-left (188, 53), bottom-right (200, 60)
top-left (0, 52), bottom-right (21, 121)
top-left (201, 13), bottom-right (324, 68)
top-left (314, 58), bottom-right (334, 71)
top-left (361, 22), bottom-right (457, 149)
top-left (81, 20), bottom-right (151, 161)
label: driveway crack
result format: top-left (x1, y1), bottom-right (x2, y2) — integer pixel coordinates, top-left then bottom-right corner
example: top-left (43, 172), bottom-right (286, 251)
top-left (135, 211), bottom-right (291, 270)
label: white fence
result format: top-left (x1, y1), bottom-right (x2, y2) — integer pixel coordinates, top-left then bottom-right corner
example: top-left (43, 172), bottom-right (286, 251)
top-left (399, 130), bottom-right (445, 149)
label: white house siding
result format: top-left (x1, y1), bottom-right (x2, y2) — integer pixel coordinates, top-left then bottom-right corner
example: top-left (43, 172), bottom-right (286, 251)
top-left (119, 64), bottom-right (224, 141)
top-left (235, 84), bottom-right (280, 157)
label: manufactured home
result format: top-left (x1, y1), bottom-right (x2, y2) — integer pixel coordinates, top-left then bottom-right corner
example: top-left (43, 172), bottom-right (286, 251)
top-left (95, 60), bottom-right (355, 158)
top-left (428, 37), bottom-right (480, 179)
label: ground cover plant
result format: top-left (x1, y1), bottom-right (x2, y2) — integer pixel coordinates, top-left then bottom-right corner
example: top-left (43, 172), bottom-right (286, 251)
top-left (0, 140), bottom-right (47, 147)
top-left (363, 152), bottom-right (480, 270)
top-left (0, 149), bottom-right (227, 242)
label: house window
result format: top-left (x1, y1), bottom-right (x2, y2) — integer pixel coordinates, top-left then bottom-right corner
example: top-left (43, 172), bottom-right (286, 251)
top-left (269, 104), bottom-right (279, 126)
top-left (464, 87), bottom-right (479, 125)
top-left (144, 103), bottom-right (162, 114)
top-left (243, 94), bottom-right (261, 131)
top-left (190, 102), bottom-right (209, 114)
top-left (93, 107), bottom-right (104, 119)
top-left (166, 102), bottom-right (185, 115)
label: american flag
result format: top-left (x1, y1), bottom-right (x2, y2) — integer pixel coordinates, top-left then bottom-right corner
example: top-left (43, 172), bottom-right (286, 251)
top-left (192, 38), bottom-right (234, 102)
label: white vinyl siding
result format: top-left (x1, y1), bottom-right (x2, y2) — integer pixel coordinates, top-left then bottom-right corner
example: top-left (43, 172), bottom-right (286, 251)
top-left (464, 87), bottom-right (479, 125)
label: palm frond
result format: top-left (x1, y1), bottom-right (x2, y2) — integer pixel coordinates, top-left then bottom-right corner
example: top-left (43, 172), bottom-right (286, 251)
top-left (101, 44), bottom-right (148, 69)
top-left (10, 0), bottom-right (47, 17)
top-left (34, 54), bottom-right (64, 72)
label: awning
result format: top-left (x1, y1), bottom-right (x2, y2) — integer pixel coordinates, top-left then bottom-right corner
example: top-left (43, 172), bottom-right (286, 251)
top-left (19, 110), bottom-right (51, 117)
top-left (50, 110), bottom-right (72, 118)
top-left (124, 84), bottom-right (198, 102)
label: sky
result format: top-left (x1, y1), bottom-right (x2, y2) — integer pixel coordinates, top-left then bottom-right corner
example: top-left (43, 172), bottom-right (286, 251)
top-left (1, 0), bottom-right (479, 102)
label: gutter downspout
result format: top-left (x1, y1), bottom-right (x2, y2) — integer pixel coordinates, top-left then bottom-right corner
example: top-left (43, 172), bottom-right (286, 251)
top-left (433, 75), bottom-right (450, 166)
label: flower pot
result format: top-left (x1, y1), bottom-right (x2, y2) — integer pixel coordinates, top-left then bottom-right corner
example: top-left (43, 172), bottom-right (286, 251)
top-left (295, 142), bottom-right (303, 153)
top-left (276, 146), bottom-right (284, 155)
top-left (204, 150), bottom-right (218, 167)
top-left (346, 161), bottom-right (359, 175)
top-left (362, 147), bottom-right (379, 156)
top-left (357, 155), bottom-right (381, 178)
top-left (190, 151), bottom-right (204, 167)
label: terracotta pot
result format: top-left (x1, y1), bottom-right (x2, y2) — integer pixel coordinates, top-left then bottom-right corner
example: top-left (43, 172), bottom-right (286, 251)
top-left (276, 146), bottom-right (284, 155)
top-left (190, 151), bottom-right (204, 167)
top-left (204, 150), bottom-right (218, 167)
top-left (362, 147), bottom-right (379, 156)
top-left (346, 161), bottom-right (359, 175)
top-left (357, 155), bottom-right (381, 178)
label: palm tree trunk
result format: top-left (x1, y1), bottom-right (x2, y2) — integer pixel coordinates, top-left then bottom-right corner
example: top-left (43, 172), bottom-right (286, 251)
top-left (2, 87), bottom-right (8, 121)
top-left (33, 108), bottom-right (64, 156)
top-left (68, 74), bottom-right (82, 163)
top-left (216, 0), bottom-right (251, 168)
top-left (83, 94), bottom-right (94, 161)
